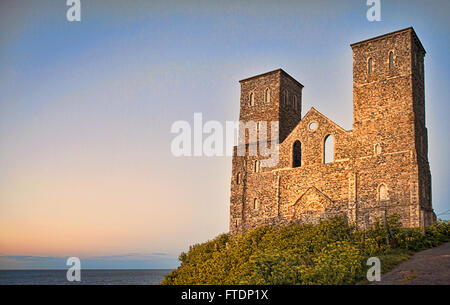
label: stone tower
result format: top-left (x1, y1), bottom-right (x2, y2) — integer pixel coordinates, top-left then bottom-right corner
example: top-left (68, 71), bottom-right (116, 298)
top-left (351, 27), bottom-right (433, 227)
top-left (230, 69), bottom-right (303, 230)
top-left (238, 69), bottom-right (304, 144)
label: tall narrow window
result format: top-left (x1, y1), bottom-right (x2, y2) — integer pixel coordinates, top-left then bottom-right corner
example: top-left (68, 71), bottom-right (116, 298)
top-left (265, 88), bottom-right (271, 104)
top-left (249, 92), bottom-right (254, 106)
top-left (293, 95), bottom-right (298, 111)
top-left (253, 198), bottom-right (259, 210)
top-left (236, 173), bottom-right (242, 185)
top-left (389, 51), bottom-right (394, 72)
top-left (374, 143), bottom-right (382, 155)
top-left (283, 90), bottom-right (288, 105)
top-left (378, 184), bottom-right (389, 201)
top-left (323, 134), bottom-right (334, 164)
top-left (292, 141), bottom-right (302, 168)
top-left (368, 58), bottom-right (373, 75)
top-left (254, 160), bottom-right (259, 173)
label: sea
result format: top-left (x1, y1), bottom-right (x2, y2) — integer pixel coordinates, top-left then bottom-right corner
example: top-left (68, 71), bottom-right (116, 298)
top-left (0, 269), bottom-right (173, 285)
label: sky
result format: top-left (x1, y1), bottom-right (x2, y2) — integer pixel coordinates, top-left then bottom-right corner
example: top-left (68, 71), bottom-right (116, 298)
top-left (0, 0), bottom-right (449, 269)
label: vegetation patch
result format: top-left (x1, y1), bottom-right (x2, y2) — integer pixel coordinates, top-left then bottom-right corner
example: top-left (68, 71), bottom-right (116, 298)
top-left (162, 216), bottom-right (450, 285)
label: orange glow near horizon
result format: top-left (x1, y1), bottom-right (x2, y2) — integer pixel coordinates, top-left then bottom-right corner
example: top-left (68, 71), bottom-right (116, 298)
top-left (0, 146), bottom-right (230, 257)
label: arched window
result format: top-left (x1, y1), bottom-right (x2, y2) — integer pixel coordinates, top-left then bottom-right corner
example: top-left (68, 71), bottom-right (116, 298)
top-left (323, 134), bottom-right (334, 164)
top-left (389, 51), bottom-right (394, 72)
top-left (236, 173), bottom-right (242, 185)
top-left (283, 90), bottom-right (288, 105)
top-left (374, 143), bottom-right (382, 155)
top-left (368, 58), bottom-right (373, 75)
top-left (293, 95), bottom-right (298, 111)
top-left (253, 198), bottom-right (259, 210)
top-left (249, 92), bottom-right (254, 106)
top-left (292, 141), bottom-right (302, 168)
top-left (254, 160), bottom-right (259, 173)
top-left (378, 184), bottom-right (389, 201)
top-left (265, 88), bottom-right (271, 104)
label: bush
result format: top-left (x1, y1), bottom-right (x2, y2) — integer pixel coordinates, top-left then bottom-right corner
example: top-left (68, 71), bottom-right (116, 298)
top-left (161, 216), bottom-right (450, 285)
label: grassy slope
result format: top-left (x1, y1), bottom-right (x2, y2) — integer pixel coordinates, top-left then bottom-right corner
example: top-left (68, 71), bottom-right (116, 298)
top-left (162, 216), bottom-right (449, 285)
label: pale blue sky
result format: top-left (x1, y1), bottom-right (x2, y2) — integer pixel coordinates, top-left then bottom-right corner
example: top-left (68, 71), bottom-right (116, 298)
top-left (0, 0), bottom-right (449, 269)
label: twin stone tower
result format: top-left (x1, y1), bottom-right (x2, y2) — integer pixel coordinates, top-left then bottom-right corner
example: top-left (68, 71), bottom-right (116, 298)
top-left (229, 27), bottom-right (435, 234)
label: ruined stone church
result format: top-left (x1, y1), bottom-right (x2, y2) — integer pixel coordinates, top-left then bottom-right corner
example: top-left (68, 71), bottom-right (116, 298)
top-left (229, 27), bottom-right (435, 234)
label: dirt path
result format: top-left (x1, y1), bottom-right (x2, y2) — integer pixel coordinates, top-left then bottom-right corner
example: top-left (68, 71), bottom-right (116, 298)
top-left (373, 242), bottom-right (450, 285)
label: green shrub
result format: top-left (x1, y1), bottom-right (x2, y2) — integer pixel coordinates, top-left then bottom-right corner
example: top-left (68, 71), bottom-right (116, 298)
top-left (161, 216), bottom-right (450, 285)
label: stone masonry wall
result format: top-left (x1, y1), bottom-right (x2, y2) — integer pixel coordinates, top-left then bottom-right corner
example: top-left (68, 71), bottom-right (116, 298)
top-left (230, 28), bottom-right (435, 235)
